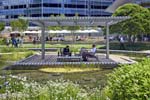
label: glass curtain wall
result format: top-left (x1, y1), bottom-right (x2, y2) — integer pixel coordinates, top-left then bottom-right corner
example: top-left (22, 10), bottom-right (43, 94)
top-left (0, 0), bottom-right (115, 20)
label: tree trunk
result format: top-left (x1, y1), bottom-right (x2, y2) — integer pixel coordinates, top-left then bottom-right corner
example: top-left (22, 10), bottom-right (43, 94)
top-left (127, 34), bottom-right (133, 47)
top-left (128, 34), bottom-right (132, 43)
top-left (132, 35), bottom-right (136, 43)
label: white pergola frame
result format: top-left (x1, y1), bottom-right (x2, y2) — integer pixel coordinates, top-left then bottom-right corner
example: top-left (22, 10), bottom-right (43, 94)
top-left (21, 16), bottom-right (130, 60)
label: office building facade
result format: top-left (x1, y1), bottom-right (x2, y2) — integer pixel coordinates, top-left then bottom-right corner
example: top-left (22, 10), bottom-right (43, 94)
top-left (0, 0), bottom-right (116, 20)
top-left (136, 0), bottom-right (150, 8)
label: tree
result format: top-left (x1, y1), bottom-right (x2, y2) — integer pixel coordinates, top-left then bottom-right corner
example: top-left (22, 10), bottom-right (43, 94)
top-left (0, 22), bottom-right (5, 38)
top-left (48, 15), bottom-right (66, 36)
top-left (10, 19), bottom-right (28, 33)
top-left (48, 14), bottom-right (80, 42)
top-left (67, 13), bottom-right (80, 43)
top-left (111, 3), bottom-right (150, 42)
top-left (0, 22), bottom-right (5, 32)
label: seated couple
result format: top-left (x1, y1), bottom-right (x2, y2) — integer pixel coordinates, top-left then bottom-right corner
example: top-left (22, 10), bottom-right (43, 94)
top-left (60, 45), bottom-right (99, 61)
top-left (81, 44), bottom-right (99, 61)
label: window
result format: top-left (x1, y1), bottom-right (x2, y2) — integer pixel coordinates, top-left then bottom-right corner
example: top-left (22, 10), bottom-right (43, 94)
top-left (30, 4), bottom-right (41, 8)
top-left (4, 6), bottom-right (9, 9)
top-left (64, 4), bottom-right (87, 8)
top-left (43, 3), bottom-right (61, 7)
top-left (91, 5), bottom-right (108, 9)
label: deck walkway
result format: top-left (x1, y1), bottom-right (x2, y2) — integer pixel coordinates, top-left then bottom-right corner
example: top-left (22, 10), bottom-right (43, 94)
top-left (13, 54), bottom-right (136, 67)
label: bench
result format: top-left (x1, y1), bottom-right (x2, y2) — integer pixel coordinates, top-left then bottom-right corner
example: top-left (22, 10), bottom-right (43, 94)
top-left (57, 56), bottom-right (82, 62)
top-left (87, 54), bottom-right (99, 61)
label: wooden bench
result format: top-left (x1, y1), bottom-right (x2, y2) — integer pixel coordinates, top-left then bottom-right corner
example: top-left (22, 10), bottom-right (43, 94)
top-left (57, 56), bottom-right (82, 62)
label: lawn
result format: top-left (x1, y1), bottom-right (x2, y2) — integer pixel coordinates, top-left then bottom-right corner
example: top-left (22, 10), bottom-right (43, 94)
top-left (1, 42), bottom-right (150, 51)
top-left (0, 43), bottom-right (104, 49)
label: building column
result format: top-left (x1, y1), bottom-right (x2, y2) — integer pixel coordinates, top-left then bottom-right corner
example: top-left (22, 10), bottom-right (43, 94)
top-left (106, 22), bottom-right (110, 59)
top-left (41, 24), bottom-right (45, 60)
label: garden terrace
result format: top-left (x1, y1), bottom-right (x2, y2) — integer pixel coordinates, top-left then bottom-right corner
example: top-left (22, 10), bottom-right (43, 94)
top-left (20, 16), bottom-right (130, 60)
top-left (9, 54), bottom-right (136, 69)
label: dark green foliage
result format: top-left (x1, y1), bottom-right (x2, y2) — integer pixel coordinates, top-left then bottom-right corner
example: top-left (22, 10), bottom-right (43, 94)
top-left (100, 42), bottom-right (150, 51)
top-left (111, 4), bottom-right (150, 35)
top-left (0, 38), bottom-right (6, 45)
top-left (0, 22), bottom-right (5, 32)
top-left (105, 59), bottom-right (150, 100)
top-left (10, 19), bottom-right (28, 31)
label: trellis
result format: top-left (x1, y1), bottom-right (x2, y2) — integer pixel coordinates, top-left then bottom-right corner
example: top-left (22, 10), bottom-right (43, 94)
top-left (21, 16), bottom-right (130, 59)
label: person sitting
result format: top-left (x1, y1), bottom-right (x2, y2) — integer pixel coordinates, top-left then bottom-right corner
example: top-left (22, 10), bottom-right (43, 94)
top-left (82, 44), bottom-right (99, 61)
top-left (62, 45), bottom-right (71, 56)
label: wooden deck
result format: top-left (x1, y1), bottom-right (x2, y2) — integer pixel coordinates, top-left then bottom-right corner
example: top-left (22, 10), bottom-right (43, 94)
top-left (13, 54), bottom-right (136, 66)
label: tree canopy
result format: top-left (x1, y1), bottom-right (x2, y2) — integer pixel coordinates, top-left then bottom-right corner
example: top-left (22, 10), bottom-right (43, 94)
top-left (10, 19), bottom-right (28, 32)
top-left (111, 3), bottom-right (150, 35)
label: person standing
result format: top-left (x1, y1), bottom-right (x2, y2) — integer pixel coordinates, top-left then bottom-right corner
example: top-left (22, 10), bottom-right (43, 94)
top-left (33, 37), bottom-right (36, 44)
top-left (120, 36), bottom-right (125, 50)
top-left (15, 37), bottom-right (18, 48)
top-left (11, 37), bottom-right (15, 47)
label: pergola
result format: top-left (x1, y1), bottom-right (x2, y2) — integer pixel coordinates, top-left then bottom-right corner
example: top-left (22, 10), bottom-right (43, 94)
top-left (21, 16), bottom-right (130, 60)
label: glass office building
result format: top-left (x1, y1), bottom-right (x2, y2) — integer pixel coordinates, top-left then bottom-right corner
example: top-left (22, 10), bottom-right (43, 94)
top-left (135, 0), bottom-right (150, 8)
top-left (0, 0), bottom-right (115, 20)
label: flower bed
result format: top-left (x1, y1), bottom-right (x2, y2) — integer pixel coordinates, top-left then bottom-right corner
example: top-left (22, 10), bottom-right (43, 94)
top-left (0, 75), bottom-right (105, 100)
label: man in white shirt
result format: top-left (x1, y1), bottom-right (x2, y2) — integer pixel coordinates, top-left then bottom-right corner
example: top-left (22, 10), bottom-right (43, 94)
top-left (82, 44), bottom-right (98, 61)
top-left (119, 36), bottom-right (125, 50)
top-left (90, 45), bottom-right (96, 54)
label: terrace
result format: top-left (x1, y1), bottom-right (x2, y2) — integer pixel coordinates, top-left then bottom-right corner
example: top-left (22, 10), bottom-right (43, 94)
top-left (6, 16), bottom-right (136, 68)
top-left (13, 53), bottom-right (136, 67)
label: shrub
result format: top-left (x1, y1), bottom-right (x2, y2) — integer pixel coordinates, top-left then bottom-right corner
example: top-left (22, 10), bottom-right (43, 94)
top-left (100, 42), bottom-right (150, 51)
top-left (0, 75), bottom-right (25, 93)
top-left (105, 59), bottom-right (150, 100)
top-left (0, 76), bottom-right (105, 100)
top-left (0, 38), bottom-right (6, 45)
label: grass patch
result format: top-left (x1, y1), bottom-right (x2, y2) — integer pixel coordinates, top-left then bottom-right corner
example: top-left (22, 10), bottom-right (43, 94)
top-left (0, 61), bottom-right (9, 70)
top-left (0, 44), bottom-right (104, 49)
top-left (0, 47), bottom-right (28, 53)
top-left (0, 51), bottom-right (34, 61)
